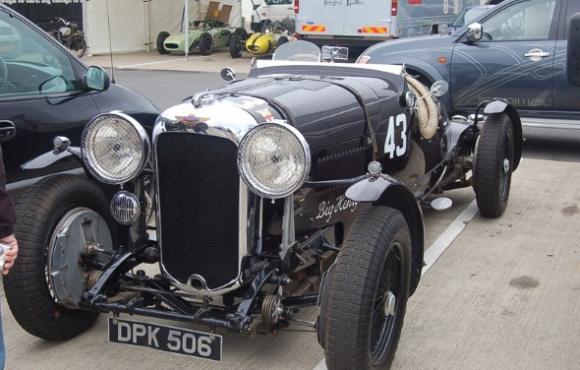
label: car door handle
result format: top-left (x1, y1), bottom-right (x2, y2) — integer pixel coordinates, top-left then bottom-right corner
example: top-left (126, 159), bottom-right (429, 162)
top-left (0, 120), bottom-right (16, 142)
top-left (524, 49), bottom-right (551, 61)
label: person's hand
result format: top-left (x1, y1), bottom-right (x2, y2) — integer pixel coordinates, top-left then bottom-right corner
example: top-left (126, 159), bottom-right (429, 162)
top-left (0, 234), bottom-right (18, 275)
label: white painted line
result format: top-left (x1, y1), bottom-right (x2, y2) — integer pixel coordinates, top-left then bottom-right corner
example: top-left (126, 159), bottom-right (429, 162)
top-left (421, 199), bottom-right (478, 275)
top-left (118, 58), bottom-right (185, 69)
top-left (313, 359), bottom-right (327, 370)
top-left (312, 199), bottom-right (479, 370)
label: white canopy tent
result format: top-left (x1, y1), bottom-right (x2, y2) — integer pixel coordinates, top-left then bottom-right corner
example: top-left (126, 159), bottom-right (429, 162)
top-left (82, 0), bottom-right (245, 55)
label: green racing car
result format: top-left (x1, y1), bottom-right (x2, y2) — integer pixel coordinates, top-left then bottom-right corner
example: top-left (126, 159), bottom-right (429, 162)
top-left (157, 20), bottom-right (246, 56)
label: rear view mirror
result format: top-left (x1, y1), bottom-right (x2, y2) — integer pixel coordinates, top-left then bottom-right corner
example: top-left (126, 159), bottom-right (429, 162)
top-left (84, 66), bottom-right (110, 92)
top-left (220, 67), bottom-right (237, 82)
top-left (466, 23), bottom-right (483, 42)
top-left (568, 13), bottom-right (580, 87)
top-left (430, 81), bottom-right (449, 97)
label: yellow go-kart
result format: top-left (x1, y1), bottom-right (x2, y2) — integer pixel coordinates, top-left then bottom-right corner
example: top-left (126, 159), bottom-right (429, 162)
top-left (229, 20), bottom-right (290, 58)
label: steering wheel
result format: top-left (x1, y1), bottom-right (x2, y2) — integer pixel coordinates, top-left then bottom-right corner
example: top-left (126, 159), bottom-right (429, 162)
top-left (0, 56), bottom-right (7, 93)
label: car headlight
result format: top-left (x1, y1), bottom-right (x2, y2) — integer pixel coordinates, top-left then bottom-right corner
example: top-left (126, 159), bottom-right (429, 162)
top-left (81, 112), bottom-right (150, 184)
top-left (238, 122), bottom-right (310, 199)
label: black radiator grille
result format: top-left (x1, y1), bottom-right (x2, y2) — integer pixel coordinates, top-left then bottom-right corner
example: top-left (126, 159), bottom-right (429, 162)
top-left (156, 133), bottom-right (240, 289)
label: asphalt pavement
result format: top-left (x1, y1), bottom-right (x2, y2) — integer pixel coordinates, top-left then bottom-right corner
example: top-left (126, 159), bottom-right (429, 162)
top-left (3, 69), bottom-right (580, 370)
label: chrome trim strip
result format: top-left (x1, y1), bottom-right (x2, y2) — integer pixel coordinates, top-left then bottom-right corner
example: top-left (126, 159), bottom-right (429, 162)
top-left (521, 118), bottom-right (580, 131)
top-left (152, 98), bottom-right (262, 297)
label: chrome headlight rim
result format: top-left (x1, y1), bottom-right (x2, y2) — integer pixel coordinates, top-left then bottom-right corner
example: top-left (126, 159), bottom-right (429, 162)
top-left (81, 112), bottom-right (150, 185)
top-left (238, 121), bottom-right (311, 199)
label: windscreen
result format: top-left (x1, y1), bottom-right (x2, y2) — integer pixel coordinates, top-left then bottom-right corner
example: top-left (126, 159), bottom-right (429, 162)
top-left (272, 40), bottom-right (321, 62)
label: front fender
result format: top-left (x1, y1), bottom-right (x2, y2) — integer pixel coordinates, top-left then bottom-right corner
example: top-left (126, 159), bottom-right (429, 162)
top-left (346, 177), bottom-right (424, 296)
top-left (483, 100), bottom-right (523, 171)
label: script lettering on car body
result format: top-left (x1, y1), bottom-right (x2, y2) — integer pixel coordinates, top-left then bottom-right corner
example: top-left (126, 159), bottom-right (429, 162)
top-left (314, 195), bottom-right (359, 223)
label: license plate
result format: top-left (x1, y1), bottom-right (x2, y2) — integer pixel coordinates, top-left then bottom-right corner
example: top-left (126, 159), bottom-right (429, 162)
top-left (108, 317), bottom-right (222, 361)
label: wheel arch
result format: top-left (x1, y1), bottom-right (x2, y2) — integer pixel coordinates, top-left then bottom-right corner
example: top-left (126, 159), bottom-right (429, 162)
top-left (373, 184), bottom-right (424, 296)
top-left (346, 178), bottom-right (425, 296)
top-left (397, 60), bottom-right (451, 112)
top-left (483, 100), bottom-right (523, 171)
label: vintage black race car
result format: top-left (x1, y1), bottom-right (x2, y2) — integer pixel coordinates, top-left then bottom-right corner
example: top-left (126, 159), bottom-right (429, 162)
top-left (5, 41), bottom-right (526, 369)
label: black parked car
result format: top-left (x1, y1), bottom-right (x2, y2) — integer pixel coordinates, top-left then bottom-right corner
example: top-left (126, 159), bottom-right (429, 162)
top-left (0, 4), bottom-right (158, 194)
top-left (3, 38), bottom-right (529, 369)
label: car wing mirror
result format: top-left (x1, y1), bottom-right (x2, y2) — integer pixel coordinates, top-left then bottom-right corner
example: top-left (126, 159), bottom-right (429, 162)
top-left (568, 13), bottom-right (580, 87)
top-left (465, 22), bottom-right (483, 43)
top-left (84, 66), bottom-right (110, 92)
top-left (220, 67), bottom-right (237, 82)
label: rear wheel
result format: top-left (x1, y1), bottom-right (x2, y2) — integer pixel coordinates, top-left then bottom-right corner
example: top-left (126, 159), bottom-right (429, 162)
top-left (276, 35), bottom-right (289, 50)
top-left (199, 32), bottom-right (213, 55)
top-left (320, 206), bottom-right (411, 370)
top-left (4, 175), bottom-right (115, 341)
top-left (473, 113), bottom-right (514, 218)
top-left (233, 28), bottom-right (248, 40)
top-left (156, 31), bottom-right (170, 54)
top-left (229, 34), bottom-right (243, 58)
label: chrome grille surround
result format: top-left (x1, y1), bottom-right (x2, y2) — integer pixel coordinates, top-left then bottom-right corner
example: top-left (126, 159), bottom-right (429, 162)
top-left (152, 98), bottom-right (265, 296)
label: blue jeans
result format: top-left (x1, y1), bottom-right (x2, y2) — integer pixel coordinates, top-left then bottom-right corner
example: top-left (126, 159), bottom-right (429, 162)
top-left (0, 303), bottom-right (5, 370)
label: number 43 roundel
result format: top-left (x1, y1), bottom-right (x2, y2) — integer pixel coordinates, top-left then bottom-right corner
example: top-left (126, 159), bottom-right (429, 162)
top-left (384, 113), bottom-right (408, 159)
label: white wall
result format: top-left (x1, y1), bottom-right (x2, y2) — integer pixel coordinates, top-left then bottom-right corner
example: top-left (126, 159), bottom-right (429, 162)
top-left (85, 0), bottom-right (244, 55)
top-left (84, 0), bottom-right (148, 55)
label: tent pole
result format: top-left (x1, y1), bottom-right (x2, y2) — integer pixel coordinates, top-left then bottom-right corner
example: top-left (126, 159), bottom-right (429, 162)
top-left (185, 0), bottom-right (189, 60)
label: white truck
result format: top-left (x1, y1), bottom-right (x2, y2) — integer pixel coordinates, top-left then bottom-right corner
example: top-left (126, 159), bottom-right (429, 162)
top-left (295, 0), bottom-right (485, 51)
top-left (250, 0), bottom-right (295, 31)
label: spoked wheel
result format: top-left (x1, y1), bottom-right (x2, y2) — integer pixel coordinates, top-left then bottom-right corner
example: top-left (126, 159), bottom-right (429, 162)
top-left (473, 113), bottom-right (514, 218)
top-left (370, 245), bottom-right (404, 365)
top-left (319, 206), bottom-right (411, 370)
top-left (199, 32), bottom-right (213, 55)
top-left (156, 31), bottom-right (170, 54)
top-left (229, 34), bottom-right (243, 58)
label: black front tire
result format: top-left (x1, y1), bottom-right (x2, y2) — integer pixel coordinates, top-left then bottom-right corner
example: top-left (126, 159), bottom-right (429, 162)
top-left (320, 206), bottom-right (411, 370)
top-left (156, 31), bottom-right (170, 54)
top-left (199, 32), bottom-right (213, 55)
top-left (473, 113), bottom-right (514, 218)
top-left (229, 34), bottom-right (243, 58)
top-left (4, 175), bottom-right (115, 341)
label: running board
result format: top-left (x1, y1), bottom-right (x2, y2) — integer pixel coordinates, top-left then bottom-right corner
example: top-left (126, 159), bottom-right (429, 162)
top-left (522, 118), bottom-right (580, 130)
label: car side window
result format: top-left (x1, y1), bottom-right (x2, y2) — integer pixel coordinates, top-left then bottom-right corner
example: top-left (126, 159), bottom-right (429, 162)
top-left (481, 0), bottom-right (557, 41)
top-left (0, 11), bottom-right (80, 99)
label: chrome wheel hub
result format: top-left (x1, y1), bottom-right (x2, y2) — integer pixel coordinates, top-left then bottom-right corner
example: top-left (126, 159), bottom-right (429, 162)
top-left (503, 158), bottom-right (510, 174)
top-left (384, 291), bottom-right (396, 317)
top-left (48, 207), bottom-right (113, 308)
